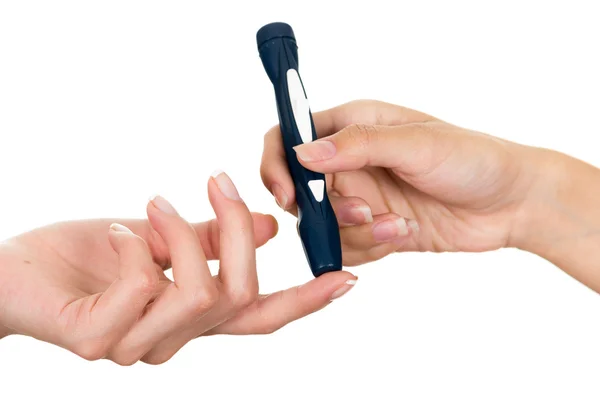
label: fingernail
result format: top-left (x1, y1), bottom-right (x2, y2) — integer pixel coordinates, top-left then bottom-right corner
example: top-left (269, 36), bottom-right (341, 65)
top-left (338, 205), bottom-right (373, 225)
top-left (407, 219), bottom-right (420, 234)
top-left (356, 206), bottom-right (373, 223)
top-left (110, 223), bottom-right (133, 233)
top-left (211, 169), bottom-right (242, 201)
top-left (293, 140), bottom-right (336, 162)
top-left (330, 279), bottom-right (357, 300)
top-left (272, 183), bottom-right (288, 210)
top-left (372, 217), bottom-right (409, 242)
top-left (149, 195), bottom-right (178, 215)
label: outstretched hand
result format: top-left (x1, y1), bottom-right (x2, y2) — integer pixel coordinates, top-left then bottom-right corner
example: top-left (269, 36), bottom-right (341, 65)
top-left (0, 171), bottom-right (356, 364)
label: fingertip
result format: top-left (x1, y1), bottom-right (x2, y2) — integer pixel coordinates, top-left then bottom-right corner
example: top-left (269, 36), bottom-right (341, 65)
top-left (265, 213), bottom-right (279, 238)
top-left (260, 135), bottom-right (297, 209)
top-left (110, 223), bottom-right (133, 234)
top-left (300, 270), bottom-right (358, 304)
top-left (108, 223), bottom-right (135, 252)
top-left (208, 169), bottom-right (244, 203)
top-left (147, 195), bottom-right (179, 220)
top-left (322, 270), bottom-right (357, 284)
top-left (271, 183), bottom-right (289, 210)
top-left (250, 213), bottom-right (279, 248)
top-left (299, 270), bottom-right (357, 297)
top-left (330, 272), bottom-right (358, 301)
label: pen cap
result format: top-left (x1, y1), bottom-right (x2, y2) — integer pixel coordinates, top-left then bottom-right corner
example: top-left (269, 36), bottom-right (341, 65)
top-left (256, 22), bottom-right (298, 83)
top-left (257, 22), bottom-right (295, 48)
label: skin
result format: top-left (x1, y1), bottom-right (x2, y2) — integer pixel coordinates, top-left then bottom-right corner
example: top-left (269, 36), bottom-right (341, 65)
top-left (0, 172), bottom-right (357, 365)
top-left (3, 99), bottom-right (600, 364)
top-left (261, 99), bottom-right (600, 293)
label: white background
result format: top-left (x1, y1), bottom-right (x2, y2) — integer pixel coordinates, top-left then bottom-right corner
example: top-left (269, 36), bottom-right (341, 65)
top-left (1, 1), bottom-right (599, 396)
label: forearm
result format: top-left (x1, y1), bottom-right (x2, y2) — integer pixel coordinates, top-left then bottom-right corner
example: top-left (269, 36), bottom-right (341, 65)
top-left (512, 148), bottom-right (600, 293)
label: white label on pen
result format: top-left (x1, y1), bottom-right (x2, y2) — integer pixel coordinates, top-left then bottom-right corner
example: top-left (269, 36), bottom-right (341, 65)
top-left (286, 69), bottom-right (313, 144)
top-left (308, 179), bottom-right (325, 202)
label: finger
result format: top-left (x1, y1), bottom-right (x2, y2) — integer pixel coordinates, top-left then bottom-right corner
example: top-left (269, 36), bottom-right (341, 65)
top-left (146, 195), bottom-right (213, 290)
top-left (329, 195), bottom-right (373, 227)
top-left (204, 271), bottom-right (358, 336)
top-left (310, 99), bottom-right (436, 138)
top-left (260, 100), bottom-right (434, 211)
top-left (141, 172), bottom-right (260, 365)
top-left (110, 197), bottom-right (219, 365)
top-left (341, 213), bottom-right (418, 250)
top-left (39, 214), bottom-right (277, 274)
top-left (293, 122), bottom-right (447, 176)
top-left (261, 125), bottom-right (295, 211)
top-left (206, 170), bottom-right (258, 300)
top-left (146, 212), bottom-right (278, 268)
top-left (253, 184), bottom-right (372, 227)
top-left (140, 192), bottom-right (373, 363)
top-left (340, 213), bottom-right (420, 266)
top-left (62, 224), bottom-right (158, 361)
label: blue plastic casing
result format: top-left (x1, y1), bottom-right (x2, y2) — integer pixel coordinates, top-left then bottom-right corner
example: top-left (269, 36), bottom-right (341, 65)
top-left (257, 22), bottom-right (342, 277)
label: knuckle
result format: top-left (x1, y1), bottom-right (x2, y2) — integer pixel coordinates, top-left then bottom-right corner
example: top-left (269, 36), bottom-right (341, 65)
top-left (73, 338), bottom-right (109, 361)
top-left (259, 322), bottom-right (282, 335)
top-left (142, 350), bottom-right (175, 366)
top-left (112, 355), bottom-right (138, 367)
top-left (109, 345), bottom-right (142, 366)
top-left (132, 269), bottom-right (159, 294)
top-left (185, 285), bottom-right (219, 315)
top-left (343, 123), bottom-right (379, 151)
top-left (228, 284), bottom-right (258, 311)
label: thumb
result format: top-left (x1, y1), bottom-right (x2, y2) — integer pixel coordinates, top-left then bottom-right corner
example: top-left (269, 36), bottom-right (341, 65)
top-left (293, 122), bottom-right (444, 175)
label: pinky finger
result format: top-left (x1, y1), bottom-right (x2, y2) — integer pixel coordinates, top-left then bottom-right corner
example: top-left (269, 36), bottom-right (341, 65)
top-left (204, 271), bottom-right (357, 336)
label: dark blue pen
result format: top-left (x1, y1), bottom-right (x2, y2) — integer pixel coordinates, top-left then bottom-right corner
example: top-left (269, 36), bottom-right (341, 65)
top-left (256, 22), bottom-right (342, 277)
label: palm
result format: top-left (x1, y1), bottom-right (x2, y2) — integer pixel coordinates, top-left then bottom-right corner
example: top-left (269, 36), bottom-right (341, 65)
top-left (4, 221), bottom-right (167, 337)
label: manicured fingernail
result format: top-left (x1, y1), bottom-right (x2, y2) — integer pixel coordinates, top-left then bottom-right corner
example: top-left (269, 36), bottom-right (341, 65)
top-left (293, 140), bottom-right (336, 162)
top-left (372, 217), bottom-right (409, 242)
top-left (110, 223), bottom-right (133, 233)
top-left (338, 205), bottom-right (373, 225)
top-left (149, 195), bottom-right (178, 215)
top-left (211, 169), bottom-right (242, 201)
top-left (272, 183), bottom-right (288, 210)
top-left (331, 279), bottom-right (357, 300)
top-left (356, 206), bottom-right (373, 223)
top-left (407, 219), bottom-right (420, 234)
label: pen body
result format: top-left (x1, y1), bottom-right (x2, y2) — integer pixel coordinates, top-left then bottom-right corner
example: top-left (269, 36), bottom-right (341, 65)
top-left (258, 23), bottom-right (342, 277)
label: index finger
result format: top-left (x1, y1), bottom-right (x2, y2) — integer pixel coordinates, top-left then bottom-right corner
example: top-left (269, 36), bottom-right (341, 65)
top-left (260, 99), bottom-right (435, 211)
top-left (312, 99), bottom-right (436, 138)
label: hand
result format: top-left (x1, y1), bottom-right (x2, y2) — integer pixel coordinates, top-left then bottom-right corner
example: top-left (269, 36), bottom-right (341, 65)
top-left (261, 100), bottom-right (537, 266)
top-left (0, 171), bottom-right (357, 365)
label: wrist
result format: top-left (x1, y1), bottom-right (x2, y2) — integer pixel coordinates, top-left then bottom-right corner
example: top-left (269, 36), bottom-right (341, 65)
top-left (510, 146), bottom-right (600, 257)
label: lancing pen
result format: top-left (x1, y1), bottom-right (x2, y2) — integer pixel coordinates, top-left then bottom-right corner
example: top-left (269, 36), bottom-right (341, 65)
top-left (257, 22), bottom-right (342, 277)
